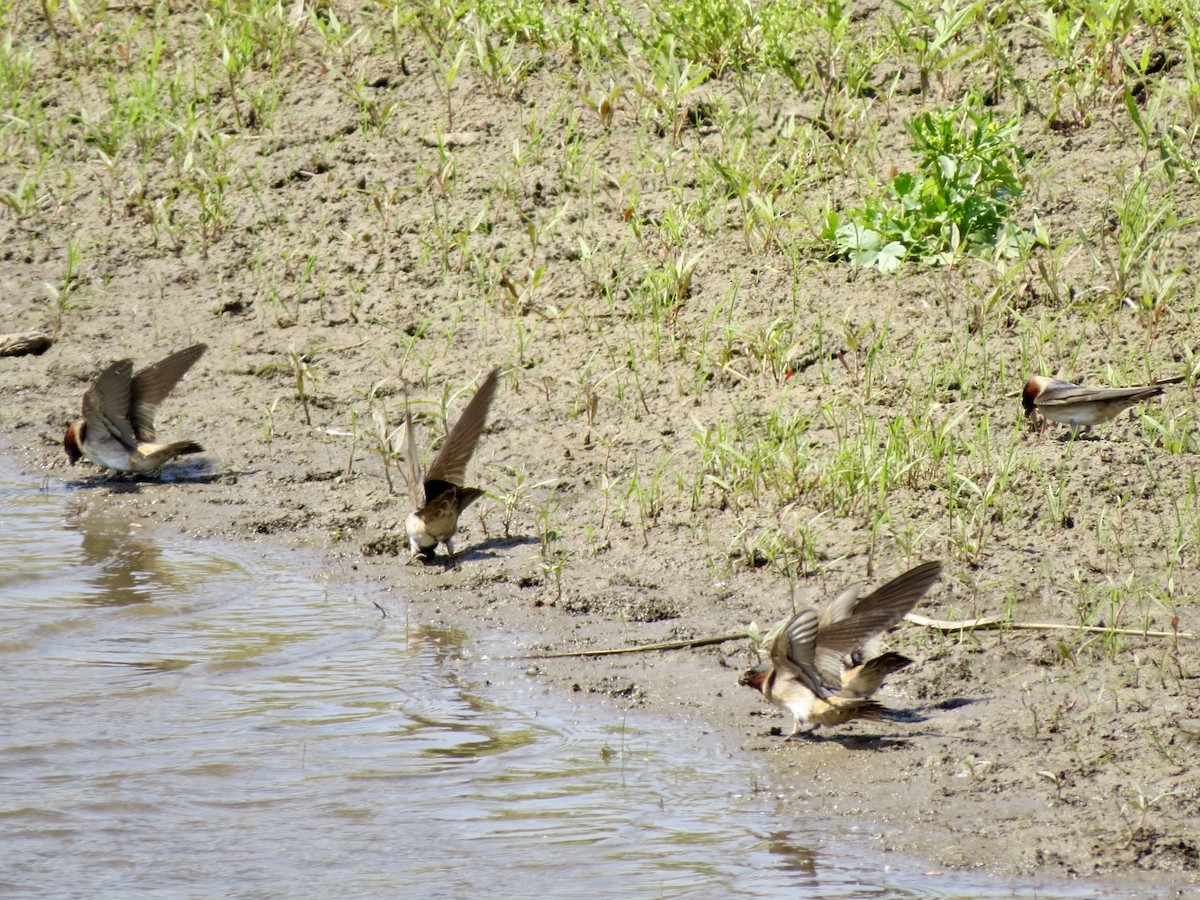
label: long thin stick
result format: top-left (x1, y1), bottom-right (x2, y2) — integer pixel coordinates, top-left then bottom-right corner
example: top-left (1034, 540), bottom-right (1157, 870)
top-left (502, 615), bottom-right (1196, 662)
top-left (502, 632), bottom-right (748, 660)
top-left (905, 612), bottom-right (1197, 640)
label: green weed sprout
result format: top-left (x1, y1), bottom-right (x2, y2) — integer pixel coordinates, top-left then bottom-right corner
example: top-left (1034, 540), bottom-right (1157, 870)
top-left (826, 103), bottom-right (1033, 271)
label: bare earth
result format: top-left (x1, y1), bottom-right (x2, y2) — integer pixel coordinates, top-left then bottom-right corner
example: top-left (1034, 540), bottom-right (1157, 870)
top-left (2, 3), bottom-right (1199, 889)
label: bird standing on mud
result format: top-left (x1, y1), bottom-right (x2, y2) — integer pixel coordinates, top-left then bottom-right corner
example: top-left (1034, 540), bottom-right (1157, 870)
top-left (1021, 374), bottom-right (1182, 435)
top-left (404, 367), bottom-right (500, 560)
top-left (63, 344), bottom-right (208, 476)
top-left (740, 561), bottom-right (942, 737)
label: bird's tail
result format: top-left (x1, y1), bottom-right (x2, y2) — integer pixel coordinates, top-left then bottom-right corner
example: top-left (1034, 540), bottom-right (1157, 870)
top-left (456, 487), bottom-right (487, 512)
top-left (818, 695), bottom-right (905, 726)
top-left (143, 441), bottom-right (204, 470)
top-left (844, 699), bottom-right (904, 723)
top-left (841, 651), bottom-right (914, 698)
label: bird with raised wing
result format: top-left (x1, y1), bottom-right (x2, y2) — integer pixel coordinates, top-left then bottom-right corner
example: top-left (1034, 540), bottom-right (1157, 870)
top-left (64, 344), bottom-right (207, 476)
top-left (404, 367), bottom-right (500, 560)
top-left (740, 561), bottom-right (942, 736)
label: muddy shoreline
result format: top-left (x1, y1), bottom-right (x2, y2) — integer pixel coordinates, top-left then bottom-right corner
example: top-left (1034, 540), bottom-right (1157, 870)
top-left (2, 363), bottom-right (1197, 888)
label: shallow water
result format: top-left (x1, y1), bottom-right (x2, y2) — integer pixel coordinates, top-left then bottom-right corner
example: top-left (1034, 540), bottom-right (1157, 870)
top-left (0, 461), bottom-right (1135, 898)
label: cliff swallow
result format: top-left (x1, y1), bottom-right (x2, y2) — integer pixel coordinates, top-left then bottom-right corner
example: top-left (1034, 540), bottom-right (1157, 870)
top-left (740, 561), bottom-right (942, 736)
top-left (63, 344), bottom-right (207, 475)
top-left (404, 367), bottom-right (500, 560)
top-left (739, 607), bottom-right (897, 735)
top-left (1022, 374), bottom-right (1183, 434)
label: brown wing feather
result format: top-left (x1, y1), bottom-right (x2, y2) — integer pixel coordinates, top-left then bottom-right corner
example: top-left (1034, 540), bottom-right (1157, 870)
top-left (424, 367), bottom-right (500, 488)
top-left (82, 359), bottom-right (138, 449)
top-left (815, 585), bottom-right (864, 683)
top-left (1037, 383), bottom-right (1162, 408)
top-left (817, 584), bottom-right (862, 629)
top-left (455, 487), bottom-right (487, 512)
top-left (814, 561), bottom-right (942, 683)
top-left (403, 403), bottom-right (425, 508)
top-left (770, 607), bottom-right (831, 695)
top-left (851, 560), bottom-right (940, 621)
top-left (129, 344), bottom-right (207, 442)
top-left (770, 607), bottom-right (817, 672)
top-left (815, 698), bottom-right (899, 725)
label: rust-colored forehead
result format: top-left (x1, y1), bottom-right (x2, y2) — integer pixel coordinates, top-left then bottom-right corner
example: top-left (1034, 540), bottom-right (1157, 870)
top-left (1021, 378), bottom-right (1042, 413)
top-left (63, 421), bottom-right (83, 462)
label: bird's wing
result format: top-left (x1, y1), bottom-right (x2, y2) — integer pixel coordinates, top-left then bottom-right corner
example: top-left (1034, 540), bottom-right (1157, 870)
top-left (129, 344), bottom-right (207, 441)
top-left (1036, 383), bottom-right (1161, 408)
top-left (403, 402), bottom-right (425, 508)
top-left (770, 607), bottom-right (828, 694)
top-left (817, 584), bottom-right (862, 629)
top-left (424, 367), bottom-right (500, 488)
top-left (82, 359), bottom-right (138, 450)
top-left (815, 561), bottom-right (942, 683)
top-left (848, 561), bottom-right (942, 625)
